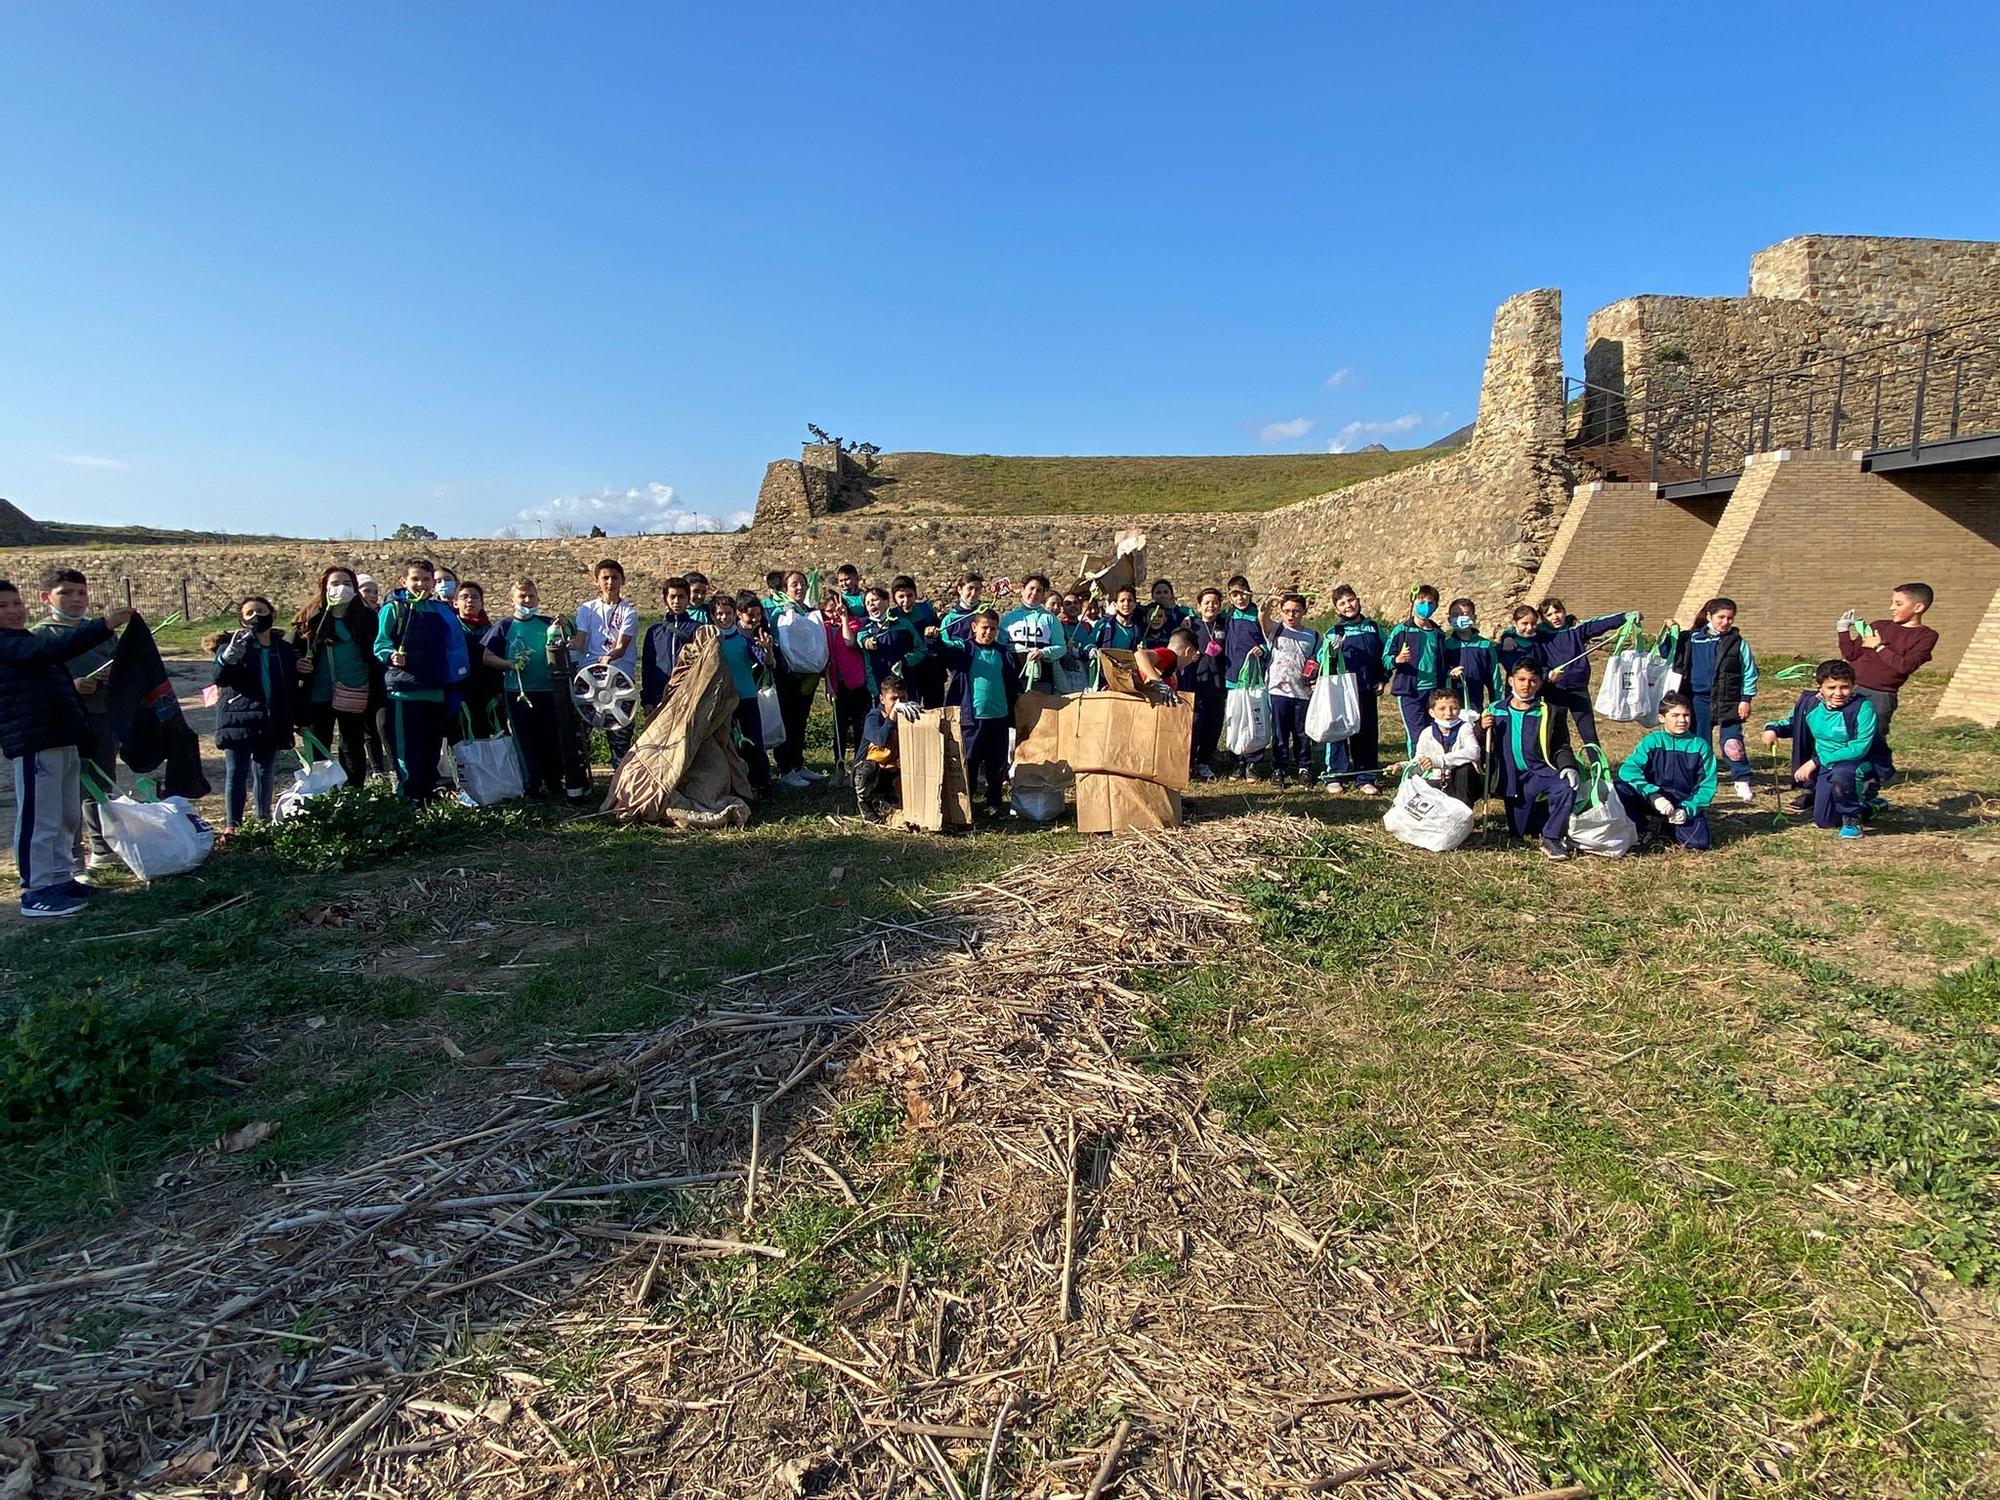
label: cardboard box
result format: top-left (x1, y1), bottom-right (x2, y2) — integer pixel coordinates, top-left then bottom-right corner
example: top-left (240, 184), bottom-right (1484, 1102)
top-left (1013, 691), bottom-right (1073, 767)
top-left (1011, 689), bottom-right (1192, 792)
top-left (1069, 692), bottom-right (1193, 791)
top-left (1074, 772), bottom-right (1182, 834)
top-left (897, 710), bottom-right (973, 831)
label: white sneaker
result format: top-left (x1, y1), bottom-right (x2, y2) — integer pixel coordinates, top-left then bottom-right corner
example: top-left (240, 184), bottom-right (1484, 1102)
top-left (779, 770), bottom-right (813, 789)
top-left (800, 767), bottom-right (829, 783)
top-left (1734, 782), bottom-right (1755, 802)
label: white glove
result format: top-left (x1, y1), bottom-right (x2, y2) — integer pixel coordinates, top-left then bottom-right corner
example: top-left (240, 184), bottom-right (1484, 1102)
top-left (1670, 807), bottom-right (1690, 826)
top-left (1560, 767), bottom-right (1580, 790)
top-left (1837, 610), bottom-right (1858, 634)
top-left (895, 701), bottom-right (923, 721)
top-left (1651, 795), bottom-right (1675, 817)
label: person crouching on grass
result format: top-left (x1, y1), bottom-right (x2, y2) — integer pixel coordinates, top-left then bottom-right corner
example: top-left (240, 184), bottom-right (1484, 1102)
top-left (1615, 690), bottom-right (1717, 850)
top-left (1393, 684), bottom-right (1481, 807)
top-left (853, 676), bottom-right (915, 821)
top-left (1761, 659), bottom-right (1877, 839)
top-left (1480, 659), bottom-right (1582, 861)
top-left (930, 607), bottom-right (1024, 818)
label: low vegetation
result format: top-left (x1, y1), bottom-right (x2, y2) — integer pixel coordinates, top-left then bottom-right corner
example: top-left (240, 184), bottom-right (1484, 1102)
top-left (856, 448), bottom-right (1445, 515)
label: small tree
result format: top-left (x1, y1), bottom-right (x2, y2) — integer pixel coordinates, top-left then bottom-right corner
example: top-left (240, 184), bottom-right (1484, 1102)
top-left (390, 522), bottom-right (439, 542)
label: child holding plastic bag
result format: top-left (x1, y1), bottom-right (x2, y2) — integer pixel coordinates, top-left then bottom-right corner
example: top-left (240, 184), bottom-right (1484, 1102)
top-left (1615, 691), bottom-right (1718, 850)
top-left (1480, 659), bottom-right (1582, 861)
top-left (1394, 685), bottom-right (1481, 807)
top-left (1538, 597), bottom-right (1636, 750)
top-left (1656, 597), bottom-right (1757, 802)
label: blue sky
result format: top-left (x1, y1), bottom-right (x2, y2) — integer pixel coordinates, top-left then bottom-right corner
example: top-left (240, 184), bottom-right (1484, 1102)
top-left (3, 2), bottom-right (1996, 538)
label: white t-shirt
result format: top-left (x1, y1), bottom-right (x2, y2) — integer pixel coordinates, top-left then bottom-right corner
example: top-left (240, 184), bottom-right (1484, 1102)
top-left (1268, 625), bottom-right (1319, 700)
top-left (572, 597), bottom-right (638, 674)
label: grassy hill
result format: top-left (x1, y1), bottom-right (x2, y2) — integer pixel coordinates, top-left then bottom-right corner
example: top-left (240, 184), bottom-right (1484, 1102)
top-left (853, 448), bottom-right (1447, 515)
top-left (28, 520), bottom-right (310, 547)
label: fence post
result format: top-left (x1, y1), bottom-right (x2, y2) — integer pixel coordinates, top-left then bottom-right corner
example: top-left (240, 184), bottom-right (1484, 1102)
top-left (1911, 330), bottom-right (1933, 457)
top-left (182, 578), bottom-right (190, 623)
top-left (125, 580), bottom-right (134, 609)
top-left (1829, 357), bottom-right (1847, 449)
top-left (1950, 355), bottom-right (1965, 439)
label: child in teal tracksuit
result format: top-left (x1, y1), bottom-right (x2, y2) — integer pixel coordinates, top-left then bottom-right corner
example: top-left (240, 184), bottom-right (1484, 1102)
top-left (1383, 585), bottom-right (1447, 755)
top-left (1480, 659), bottom-right (1582, 860)
top-left (1616, 691), bottom-right (1718, 850)
top-left (1760, 659), bottom-right (1877, 836)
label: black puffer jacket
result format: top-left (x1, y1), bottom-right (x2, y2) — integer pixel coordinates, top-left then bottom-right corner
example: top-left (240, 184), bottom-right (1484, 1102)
top-left (213, 631), bottom-right (299, 751)
top-left (0, 619), bottom-right (112, 759)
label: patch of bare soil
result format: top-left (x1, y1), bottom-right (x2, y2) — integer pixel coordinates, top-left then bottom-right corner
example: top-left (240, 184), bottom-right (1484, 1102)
top-left (0, 815), bottom-right (1544, 1498)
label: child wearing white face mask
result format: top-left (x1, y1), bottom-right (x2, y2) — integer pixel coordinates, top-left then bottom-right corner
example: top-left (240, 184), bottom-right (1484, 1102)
top-left (290, 566), bottom-right (380, 786)
top-left (1397, 684), bottom-right (1482, 806)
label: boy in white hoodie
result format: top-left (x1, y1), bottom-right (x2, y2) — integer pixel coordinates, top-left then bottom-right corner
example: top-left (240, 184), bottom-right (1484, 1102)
top-left (1398, 684), bottom-right (1482, 806)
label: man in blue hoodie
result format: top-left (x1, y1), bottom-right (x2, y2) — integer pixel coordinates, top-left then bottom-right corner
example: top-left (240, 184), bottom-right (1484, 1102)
top-left (2, 579), bottom-right (134, 917)
top-left (372, 558), bottom-right (469, 800)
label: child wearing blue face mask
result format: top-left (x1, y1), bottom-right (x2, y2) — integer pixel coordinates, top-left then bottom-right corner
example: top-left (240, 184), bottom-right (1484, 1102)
top-left (711, 592), bottom-right (772, 795)
top-left (1383, 584), bottom-right (1446, 756)
top-left (1441, 597), bottom-right (1497, 713)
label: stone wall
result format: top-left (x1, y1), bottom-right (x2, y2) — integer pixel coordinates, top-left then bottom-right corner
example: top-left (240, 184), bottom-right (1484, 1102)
top-left (1581, 235), bottom-right (2000, 455)
top-left (1248, 288), bottom-right (1571, 610)
top-left (0, 513), bottom-right (1260, 623)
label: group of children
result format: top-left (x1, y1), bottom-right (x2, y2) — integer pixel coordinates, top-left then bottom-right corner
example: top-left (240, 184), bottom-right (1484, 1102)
top-left (1, 554), bottom-right (1943, 914)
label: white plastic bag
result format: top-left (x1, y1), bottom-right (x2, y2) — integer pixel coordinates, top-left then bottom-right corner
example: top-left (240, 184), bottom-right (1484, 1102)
top-left (452, 735), bottom-right (527, 806)
top-left (757, 682), bottom-right (787, 750)
top-left (276, 731), bottom-right (348, 820)
top-left (775, 608), bottom-right (829, 674)
top-left (1382, 770), bottom-right (1474, 852)
top-left (1009, 764), bottom-right (1068, 823)
top-left (1567, 754), bottom-right (1636, 858)
top-left (1305, 669), bottom-right (1361, 744)
top-left (1224, 660), bottom-right (1273, 757)
top-left (99, 796), bottom-right (215, 882)
top-left (1593, 621), bottom-right (1669, 727)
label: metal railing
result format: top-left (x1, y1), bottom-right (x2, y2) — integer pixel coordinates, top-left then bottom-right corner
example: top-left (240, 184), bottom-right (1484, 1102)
top-left (1568, 308), bottom-right (2000, 488)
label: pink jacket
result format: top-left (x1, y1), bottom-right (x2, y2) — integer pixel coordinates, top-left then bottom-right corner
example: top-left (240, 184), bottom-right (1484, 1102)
top-left (825, 617), bottom-right (868, 693)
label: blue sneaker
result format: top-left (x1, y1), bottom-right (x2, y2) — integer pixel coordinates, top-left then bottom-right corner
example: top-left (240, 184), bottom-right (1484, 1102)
top-left (20, 888), bottom-right (87, 919)
top-left (58, 880), bottom-right (94, 899)
top-left (1838, 817), bottom-right (1863, 839)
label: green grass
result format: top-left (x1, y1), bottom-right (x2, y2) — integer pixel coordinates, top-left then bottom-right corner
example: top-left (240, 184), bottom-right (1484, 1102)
top-left (1129, 804), bottom-right (2000, 1498)
top-left (852, 449), bottom-right (1448, 515)
top-left (0, 698), bottom-right (1081, 1224)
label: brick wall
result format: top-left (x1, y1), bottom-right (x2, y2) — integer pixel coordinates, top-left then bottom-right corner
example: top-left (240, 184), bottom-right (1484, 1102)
top-left (1528, 482), bottom-right (1719, 626)
top-left (1934, 583), bottom-right (2000, 725)
top-left (1668, 452), bottom-right (2000, 667)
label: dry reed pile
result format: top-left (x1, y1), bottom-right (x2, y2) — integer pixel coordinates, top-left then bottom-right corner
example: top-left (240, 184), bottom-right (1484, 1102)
top-left (2, 814), bottom-right (1557, 1499)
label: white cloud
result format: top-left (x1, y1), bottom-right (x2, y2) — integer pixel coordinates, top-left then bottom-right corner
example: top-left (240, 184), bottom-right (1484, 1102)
top-left (510, 481), bottom-right (750, 537)
top-left (1323, 367), bottom-right (1357, 389)
top-left (1258, 417), bottom-right (1316, 444)
top-left (1326, 412), bottom-right (1438, 453)
top-left (50, 452), bottom-right (130, 471)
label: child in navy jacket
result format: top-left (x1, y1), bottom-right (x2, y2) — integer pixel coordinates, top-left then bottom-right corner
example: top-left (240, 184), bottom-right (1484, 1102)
top-left (1185, 588), bottom-right (1230, 780)
top-left (1219, 576), bottom-right (1270, 777)
top-left (1480, 659), bottom-right (1582, 860)
top-left (1615, 691), bottom-right (1718, 850)
top-left (1319, 586), bottom-right (1386, 793)
top-left (1537, 597), bottom-right (1634, 750)
top-left (1442, 597), bottom-right (1498, 713)
top-left (931, 609), bottom-right (1025, 815)
top-left (1656, 596), bottom-right (1758, 801)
